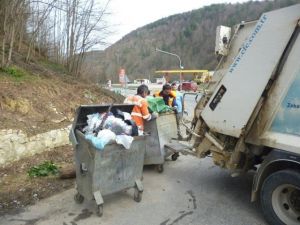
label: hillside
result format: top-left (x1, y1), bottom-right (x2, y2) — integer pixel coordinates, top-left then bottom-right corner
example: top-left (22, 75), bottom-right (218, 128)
top-left (0, 56), bottom-right (124, 136)
top-left (83, 0), bottom-right (300, 83)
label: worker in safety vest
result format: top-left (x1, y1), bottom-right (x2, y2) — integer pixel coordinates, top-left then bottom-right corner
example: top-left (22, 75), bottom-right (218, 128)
top-left (124, 84), bottom-right (158, 133)
top-left (171, 82), bottom-right (183, 115)
top-left (154, 83), bottom-right (183, 140)
top-left (153, 84), bottom-right (178, 108)
top-left (171, 82), bottom-right (184, 140)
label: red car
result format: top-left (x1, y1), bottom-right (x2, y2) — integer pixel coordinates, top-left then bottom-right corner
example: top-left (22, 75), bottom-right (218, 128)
top-left (178, 81), bottom-right (198, 92)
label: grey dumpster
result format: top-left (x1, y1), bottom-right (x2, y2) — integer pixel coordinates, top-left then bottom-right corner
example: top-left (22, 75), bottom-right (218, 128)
top-left (69, 104), bottom-right (145, 217)
top-left (144, 112), bottom-right (177, 172)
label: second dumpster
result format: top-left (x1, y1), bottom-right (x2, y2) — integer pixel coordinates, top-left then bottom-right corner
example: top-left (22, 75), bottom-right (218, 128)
top-left (144, 111), bottom-right (178, 172)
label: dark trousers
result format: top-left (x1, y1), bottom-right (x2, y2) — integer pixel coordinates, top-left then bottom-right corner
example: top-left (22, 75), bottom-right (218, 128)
top-left (175, 112), bottom-right (183, 137)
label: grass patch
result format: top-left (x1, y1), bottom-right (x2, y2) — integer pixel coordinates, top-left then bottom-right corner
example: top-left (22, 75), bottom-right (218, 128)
top-left (28, 161), bottom-right (59, 178)
top-left (0, 65), bottom-right (35, 82)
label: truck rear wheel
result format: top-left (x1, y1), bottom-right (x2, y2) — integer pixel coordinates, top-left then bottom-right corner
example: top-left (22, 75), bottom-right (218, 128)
top-left (260, 170), bottom-right (300, 225)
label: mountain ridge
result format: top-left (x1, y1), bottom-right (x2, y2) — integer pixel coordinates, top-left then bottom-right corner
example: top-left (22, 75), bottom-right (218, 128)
top-left (82, 0), bottom-right (300, 83)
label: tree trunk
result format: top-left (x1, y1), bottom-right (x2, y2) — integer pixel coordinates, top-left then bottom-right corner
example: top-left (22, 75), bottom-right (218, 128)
top-left (68, 0), bottom-right (77, 73)
top-left (1, 4), bottom-right (9, 67)
top-left (2, 37), bottom-right (6, 67)
top-left (59, 165), bottom-right (76, 179)
top-left (7, 23), bottom-right (15, 65)
top-left (26, 41), bottom-right (32, 62)
top-left (18, 28), bottom-right (24, 52)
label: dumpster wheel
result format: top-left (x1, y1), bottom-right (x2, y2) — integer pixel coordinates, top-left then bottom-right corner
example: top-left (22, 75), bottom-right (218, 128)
top-left (171, 153), bottom-right (179, 161)
top-left (74, 192), bottom-right (84, 204)
top-left (156, 164), bottom-right (164, 173)
top-left (97, 204), bottom-right (104, 217)
top-left (134, 187), bottom-right (143, 202)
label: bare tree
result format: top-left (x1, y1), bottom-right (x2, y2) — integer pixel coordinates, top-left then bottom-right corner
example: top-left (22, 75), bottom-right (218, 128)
top-left (0, 0), bottom-right (29, 66)
top-left (0, 0), bottom-right (111, 82)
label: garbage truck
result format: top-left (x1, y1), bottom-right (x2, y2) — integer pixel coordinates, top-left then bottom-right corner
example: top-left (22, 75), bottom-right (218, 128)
top-left (179, 4), bottom-right (300, 225)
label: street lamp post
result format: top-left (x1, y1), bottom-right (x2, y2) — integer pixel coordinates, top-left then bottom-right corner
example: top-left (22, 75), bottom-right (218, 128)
top-left (155, 47), bottom-right (184, 85)
top-left (155, 48), bottom-right (184, 69)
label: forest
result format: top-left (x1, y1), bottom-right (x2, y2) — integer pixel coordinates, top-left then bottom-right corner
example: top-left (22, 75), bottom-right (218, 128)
top-left (87, 0), bottom-right (300, 83)
top-left (0, 0), bottom-right (111, 77)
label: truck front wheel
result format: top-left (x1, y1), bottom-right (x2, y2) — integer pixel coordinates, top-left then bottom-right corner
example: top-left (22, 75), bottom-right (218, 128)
top-left (260, 170), bottom-right (300, 225)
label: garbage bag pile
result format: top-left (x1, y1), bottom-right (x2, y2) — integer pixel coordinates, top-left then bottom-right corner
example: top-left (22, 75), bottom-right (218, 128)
top-left (82, 110), bottom-right (138, 150)
top-left (147, 96), bottom-right (172, 113)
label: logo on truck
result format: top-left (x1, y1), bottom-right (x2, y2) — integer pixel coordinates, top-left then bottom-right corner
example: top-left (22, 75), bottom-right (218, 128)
top-left (229, 14), bottom-right (267, 73)
top-left (287, 102), bottom-right (300, 109)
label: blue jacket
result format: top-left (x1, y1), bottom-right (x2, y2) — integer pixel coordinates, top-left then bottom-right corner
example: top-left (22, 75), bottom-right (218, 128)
top-left (174, 91), bottom-right (183, 113)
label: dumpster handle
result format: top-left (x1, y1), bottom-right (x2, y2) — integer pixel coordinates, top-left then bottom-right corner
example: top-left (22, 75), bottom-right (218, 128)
top-left (80, 163), bottom-right (88, 175)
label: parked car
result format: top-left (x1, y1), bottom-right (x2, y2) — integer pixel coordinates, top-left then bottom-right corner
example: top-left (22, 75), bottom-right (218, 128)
top-left (178, 81), bottom-right (198, 92)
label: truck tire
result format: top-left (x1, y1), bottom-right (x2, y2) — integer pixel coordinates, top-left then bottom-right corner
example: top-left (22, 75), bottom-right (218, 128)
top-left (260, 170), bottom-right (300, 225)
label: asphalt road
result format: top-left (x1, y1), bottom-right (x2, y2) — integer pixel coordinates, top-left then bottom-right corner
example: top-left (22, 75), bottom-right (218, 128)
top-left (0, 89), bottom-right (268, 225)
top-left (0, 156), bottom-right (267, 225)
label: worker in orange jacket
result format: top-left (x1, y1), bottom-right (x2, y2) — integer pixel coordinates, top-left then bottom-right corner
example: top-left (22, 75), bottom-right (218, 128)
top-left (124, 84), bottom-right (158, 133)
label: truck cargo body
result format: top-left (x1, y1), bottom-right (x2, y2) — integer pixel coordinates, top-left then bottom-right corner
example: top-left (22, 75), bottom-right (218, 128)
top-left (246, 33), bottom-right (300, 155)
top-left (188, 4), bottom-right (300, 225)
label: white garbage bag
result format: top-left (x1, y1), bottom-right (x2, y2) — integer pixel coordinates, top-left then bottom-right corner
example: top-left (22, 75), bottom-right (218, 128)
top-left (83, 113), bottom-right (102, 134)
top-left (116, 135), bottom-right (134, 150)
top-left (85, 129), bottom-right (116, 150)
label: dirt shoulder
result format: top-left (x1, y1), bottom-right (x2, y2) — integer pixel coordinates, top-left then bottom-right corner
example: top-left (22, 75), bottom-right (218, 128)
top-left (0, 145), bottom-right (75, 216)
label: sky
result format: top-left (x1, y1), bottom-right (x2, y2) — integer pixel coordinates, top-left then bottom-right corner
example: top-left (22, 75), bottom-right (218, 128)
top-left (106, 0), bottom-right (251, 46)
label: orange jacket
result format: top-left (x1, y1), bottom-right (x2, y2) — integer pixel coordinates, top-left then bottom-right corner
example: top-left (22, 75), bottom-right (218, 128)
top-left (124, 95), bottom-right (151, 130)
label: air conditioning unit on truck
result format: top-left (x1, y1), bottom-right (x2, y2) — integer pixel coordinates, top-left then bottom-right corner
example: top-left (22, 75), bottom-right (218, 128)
top-left (185, 4), bottom-right (300, 225)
